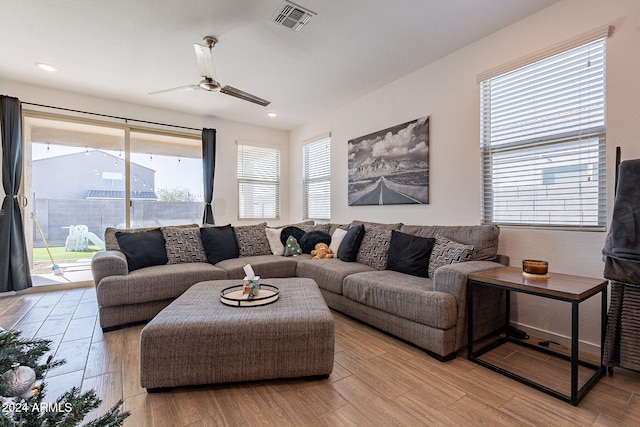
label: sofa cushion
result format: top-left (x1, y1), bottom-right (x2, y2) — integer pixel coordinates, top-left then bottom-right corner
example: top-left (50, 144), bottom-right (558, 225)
top-left (351, 220), bottom-right (403, 230)
top-left (299, 223), bottom-right (331, 233)
top-left (299, 230), bottom-right (332, 254)
top-left (200, 225), bottom-right (240, 265)
top-left (399, 224), bottom-right (499, 261)
top-left (296, 258), bottom-right (375, 294)
top-left (96, 262), bottom-right (226, 307)
top-left (337, 225), bottom-right (365, 262)
top-left (215, 254), bottom-right (303, 280)
top-left (286, 220), bottom-right (315, 228)
top-left (234, 222), bottom-right (271, 257)
top-left (386, 230), bottom-right (435, 278)
top-left (115, 229), bottom-right (168, 272)
top-left (328, 223), bottom-right (350, 236)
top-left (162, 226), bottom-right (207, 264)
top-left (428, 235), bottom-right (475, 278)
top-left (343, 270), bottom-right (457, 330)
top-left (356, 227), bottom-right (392, 270)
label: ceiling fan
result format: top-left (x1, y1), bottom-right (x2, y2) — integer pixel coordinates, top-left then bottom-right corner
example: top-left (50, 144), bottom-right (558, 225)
top-left (149, 36), bottom-right (271, 107)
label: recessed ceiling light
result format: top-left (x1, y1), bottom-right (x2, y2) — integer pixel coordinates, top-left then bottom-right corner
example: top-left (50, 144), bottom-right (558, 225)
top-left (36, 63), bottom-right (57, 72)
top-left (267, 112), bottom-right (277, 118)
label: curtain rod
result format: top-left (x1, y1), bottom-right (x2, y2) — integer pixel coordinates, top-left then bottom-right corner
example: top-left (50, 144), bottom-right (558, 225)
top-left (20, 101), bottom-right (201, 132)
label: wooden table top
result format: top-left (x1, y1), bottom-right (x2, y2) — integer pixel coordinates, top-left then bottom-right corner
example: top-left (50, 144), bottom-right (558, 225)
top-left (468, 266), bottom-right (608, 301)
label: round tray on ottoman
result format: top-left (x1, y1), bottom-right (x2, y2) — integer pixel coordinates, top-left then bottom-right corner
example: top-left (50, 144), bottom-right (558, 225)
top-left (220, 284), bottom-right (279, 307)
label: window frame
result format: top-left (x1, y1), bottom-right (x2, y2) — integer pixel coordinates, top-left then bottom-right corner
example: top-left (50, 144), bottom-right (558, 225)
top-left (478, 32), bottom-right (608, 231)
top-left (302, 135), bottom-right (331, 221)
top-left (236, 142), bottom-right (281, 220)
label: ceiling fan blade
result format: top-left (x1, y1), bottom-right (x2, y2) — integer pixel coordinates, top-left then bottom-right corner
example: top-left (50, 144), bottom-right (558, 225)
top-left (220, 85), bottom-right (271, 106)
top-left (194, 43), bottom-right (215, 79)
top-left (149, 84), bottom-right (200, 95)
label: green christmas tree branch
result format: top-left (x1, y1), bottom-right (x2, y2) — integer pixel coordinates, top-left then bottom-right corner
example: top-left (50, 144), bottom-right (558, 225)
top-left (0, 330), bottom-right (130, 426)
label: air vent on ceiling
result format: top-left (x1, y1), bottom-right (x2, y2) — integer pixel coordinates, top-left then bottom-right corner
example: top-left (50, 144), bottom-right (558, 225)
top-left (272, 1), bottom-right (316, 31)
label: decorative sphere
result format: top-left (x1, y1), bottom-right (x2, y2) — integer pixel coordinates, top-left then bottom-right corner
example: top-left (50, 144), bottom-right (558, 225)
top-left (1, 363), bottom-right (36, 398)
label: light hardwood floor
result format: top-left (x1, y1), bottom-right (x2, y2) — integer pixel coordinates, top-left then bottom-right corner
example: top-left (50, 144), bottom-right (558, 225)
top-left (1, 286), bottom-right (639, 426)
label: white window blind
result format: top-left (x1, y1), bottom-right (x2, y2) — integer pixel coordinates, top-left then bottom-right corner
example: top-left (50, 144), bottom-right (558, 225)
top-left (303, 136), bottom-right (331, 220)
top-left (480, 36), bottom-right (607, 229)
top-left (237, 144), bottom-right (280, 219)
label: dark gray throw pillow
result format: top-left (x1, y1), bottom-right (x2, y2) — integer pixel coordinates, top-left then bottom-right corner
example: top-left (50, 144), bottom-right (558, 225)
top-left (115, 229), bottom-right (168, 272)
top-left (280, 226), bottom-right (306, 247)
top-left (337, 224), bottom-right (365, 262)
top-left (200, 224), bottom-right (240, 265)
top-left (386, 230), bottom-right (435, 278)
top-left (299, 230), bottom-right (332, 254)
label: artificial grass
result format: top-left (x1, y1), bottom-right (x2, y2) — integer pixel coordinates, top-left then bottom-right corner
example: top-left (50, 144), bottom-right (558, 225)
top-left (32, 246), bottom-right (102, 262)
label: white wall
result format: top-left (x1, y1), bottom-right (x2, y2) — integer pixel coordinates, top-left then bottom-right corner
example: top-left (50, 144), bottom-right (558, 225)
top-left (289, 0), bottom-right (640, 353)
top-left (0, 80), bottom-right (291, 227)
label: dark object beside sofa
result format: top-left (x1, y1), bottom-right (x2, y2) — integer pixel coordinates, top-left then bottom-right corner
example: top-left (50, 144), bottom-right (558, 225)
top-left (91, 220), bottom-right (507, 360)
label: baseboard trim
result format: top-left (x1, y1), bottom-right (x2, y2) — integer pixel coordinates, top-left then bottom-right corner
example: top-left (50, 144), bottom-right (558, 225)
top-left (21, 280), bottom-right (93, 294)
top-left (511, 321), bottom-right (601, 357)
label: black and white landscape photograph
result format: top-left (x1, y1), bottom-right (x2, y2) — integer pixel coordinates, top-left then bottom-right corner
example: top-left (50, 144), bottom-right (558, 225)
top-left (348, 116), bottom-right (429, 206)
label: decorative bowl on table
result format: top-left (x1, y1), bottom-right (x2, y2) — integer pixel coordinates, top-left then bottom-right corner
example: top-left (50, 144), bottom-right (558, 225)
top-left (522, 260), bottom-right (549, 278)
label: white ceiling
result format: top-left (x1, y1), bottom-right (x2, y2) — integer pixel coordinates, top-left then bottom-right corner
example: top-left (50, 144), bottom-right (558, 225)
top-left (0, 0), bottom-right (559, 130)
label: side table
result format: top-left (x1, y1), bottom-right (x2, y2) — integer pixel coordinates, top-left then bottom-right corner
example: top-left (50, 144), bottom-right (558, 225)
top-left (467, 266), bottom-right (608, 406)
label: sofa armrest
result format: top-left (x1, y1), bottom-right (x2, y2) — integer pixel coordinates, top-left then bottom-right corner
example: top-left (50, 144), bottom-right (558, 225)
top-left (433, 260), bottom-right (507, 351)
top-left (433, 260), bottom-right (504, 301)
top-left (495, 254), bottom-right (509, 266)
top-left (91, 250), bottom-right (129, 286)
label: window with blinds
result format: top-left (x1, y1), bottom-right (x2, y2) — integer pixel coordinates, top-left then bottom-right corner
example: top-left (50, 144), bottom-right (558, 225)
top-left (237, 143), bottom-right (280, 219)
top-left (303, 136), bottom-right (331, 220)
top-left (479, 35), bottom-right (607, 229)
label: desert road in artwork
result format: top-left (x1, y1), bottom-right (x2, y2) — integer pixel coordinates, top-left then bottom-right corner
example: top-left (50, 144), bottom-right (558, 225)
top-left (350, 176), bottom-right (423, 205)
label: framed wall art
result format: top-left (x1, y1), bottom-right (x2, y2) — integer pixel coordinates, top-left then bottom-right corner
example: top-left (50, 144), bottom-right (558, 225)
top-left (348, 116), bottom-right (429, 206)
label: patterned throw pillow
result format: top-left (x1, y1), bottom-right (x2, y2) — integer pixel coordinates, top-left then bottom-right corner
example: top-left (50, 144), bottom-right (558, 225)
top-left (356, 227), bottom-right (393, 270)
top-left (161, 226), bottom-right (207, 264)
top-left (428, 234), bottom-right (475, 278)
top-left (283, 235), bottom-right (302, 257)
top-left (234, 222), bottom-right (271, 257)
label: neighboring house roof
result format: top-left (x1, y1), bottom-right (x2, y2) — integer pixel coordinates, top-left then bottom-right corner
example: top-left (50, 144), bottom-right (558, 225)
top-left (86, 190), bottom-right (158, 199)
top-left (33, 150), bottom-right (156, 174)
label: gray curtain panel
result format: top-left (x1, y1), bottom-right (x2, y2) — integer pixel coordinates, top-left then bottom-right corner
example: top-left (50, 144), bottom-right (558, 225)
top-left (202, 128), bottom-right (216, 225)
top-left (0, 95), bottom-right (32, 292)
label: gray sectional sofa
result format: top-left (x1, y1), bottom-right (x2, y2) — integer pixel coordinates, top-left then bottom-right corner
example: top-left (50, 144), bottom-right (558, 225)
top-left (91, 220), bottom-right (507, 360)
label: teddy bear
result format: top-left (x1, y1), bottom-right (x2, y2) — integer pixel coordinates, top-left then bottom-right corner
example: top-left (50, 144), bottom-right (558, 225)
top-left (311, 242), bottom-right (333, 259)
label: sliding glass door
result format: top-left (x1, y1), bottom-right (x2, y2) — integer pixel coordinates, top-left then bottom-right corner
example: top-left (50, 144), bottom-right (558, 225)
top-left (24, 116), bottom-right (126, 285)
top-left (129, 130), bottom-right (203, 228)
top-left (22, 114), bottom-right (202, 286)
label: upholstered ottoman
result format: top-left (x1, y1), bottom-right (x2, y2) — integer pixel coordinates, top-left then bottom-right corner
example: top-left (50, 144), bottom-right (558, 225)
top-left (139, 278), bottom-right (335, 390)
